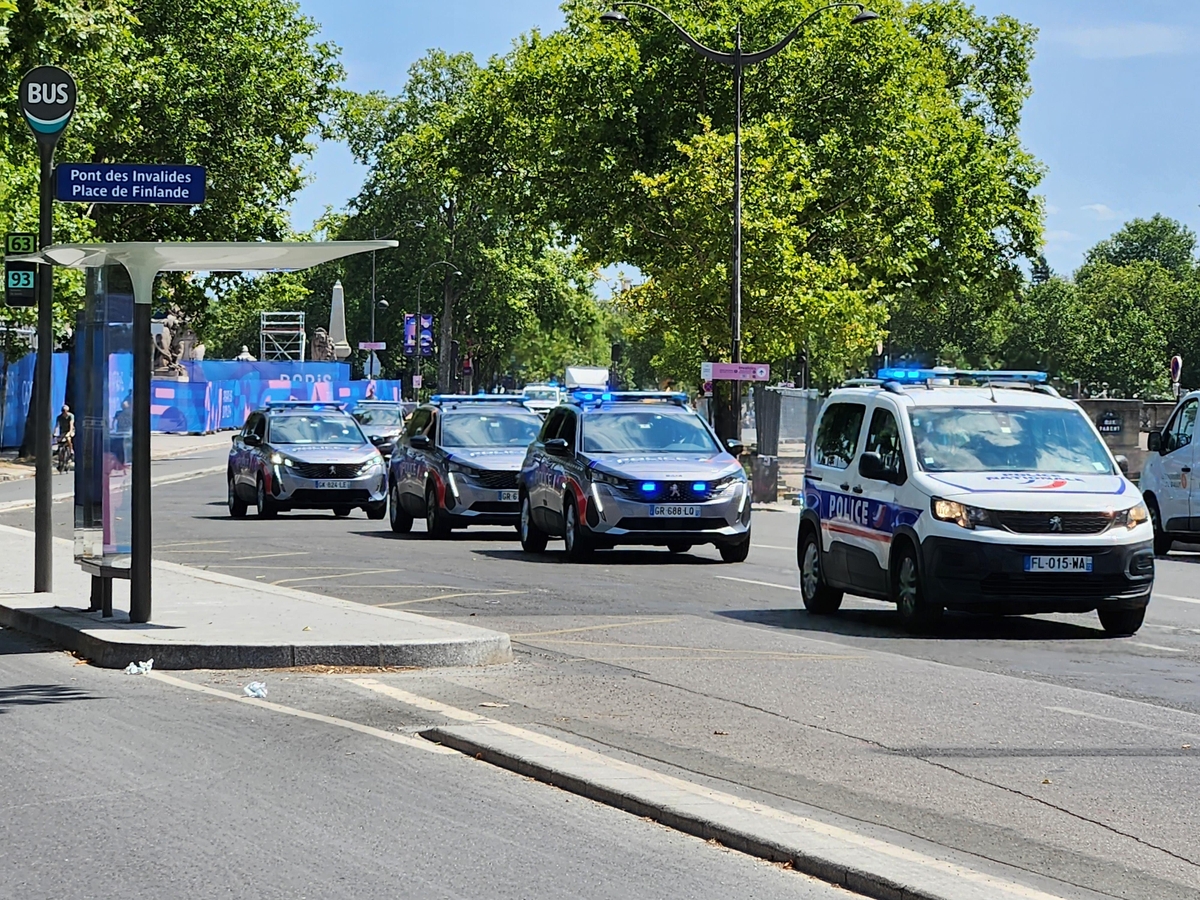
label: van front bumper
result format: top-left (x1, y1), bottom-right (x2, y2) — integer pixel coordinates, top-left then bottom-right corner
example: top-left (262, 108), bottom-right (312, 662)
top-left (921, 536), bottom-right (1154, 614)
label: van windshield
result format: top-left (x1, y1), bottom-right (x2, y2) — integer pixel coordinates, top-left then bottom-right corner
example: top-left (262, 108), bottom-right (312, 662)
top-left (908, 407), bottom-right (1115, 475)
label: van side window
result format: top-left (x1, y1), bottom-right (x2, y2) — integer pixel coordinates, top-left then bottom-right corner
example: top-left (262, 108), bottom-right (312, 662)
top-left (540, 409), bottom-right (564, 443)
top-left (866, 408), bottom-right (906, 481)
top-left (1166, 399), bottom-right (1198, 453)
top-left (405, 409), bottom-right (431, 438)
top-left (252, 414), bottom-right (267, 441)
top-left (813, 403), bottom-right (866, 470)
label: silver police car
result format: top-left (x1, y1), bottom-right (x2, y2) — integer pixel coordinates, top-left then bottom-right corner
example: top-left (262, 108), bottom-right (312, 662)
top-left (518, 392), bottom-right (751, 561)
top-left (388, 396), bottom-right (545, 536)
top-left (228, 401), bottom-right (388, 519)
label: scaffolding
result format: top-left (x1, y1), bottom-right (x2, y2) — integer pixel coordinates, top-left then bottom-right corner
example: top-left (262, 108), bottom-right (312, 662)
top-left (259, 311), bottom-right (306, 362)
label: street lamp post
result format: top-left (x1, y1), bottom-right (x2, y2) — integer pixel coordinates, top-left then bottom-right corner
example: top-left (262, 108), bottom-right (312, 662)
top-left (602, 2), bottom-right (878, 438)
top-left (414, 260), bottom-right (461, 397)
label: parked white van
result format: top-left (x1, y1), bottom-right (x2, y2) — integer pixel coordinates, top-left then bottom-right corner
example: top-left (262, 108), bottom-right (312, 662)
top-left (799, 375), bottom-right (1155, 635)
top-left (1139, 389), bottom-right (1200, 556)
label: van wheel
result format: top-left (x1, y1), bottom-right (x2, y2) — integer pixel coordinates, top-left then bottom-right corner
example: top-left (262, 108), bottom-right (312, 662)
top-left (563, 498), bottom-right (593, 561)
top-left (519, 493), bottom-right (548, 553)
top-left (389, 484), bottom-right (413, 533)
top-left (425, 486), bottom-right (452, 539)
top-left (1147, 498), bottom-right (1173, 556)
top-left (667, 541), bottom-right (691, 554)
top-left (893, 545), bottom-right (941, 631)
top-left (799, 530), bottom-right (842, 614)
top-left (365, 501), bottom-right (387, 521)
top-left (333, 506), bottom-right (352, 518)
top-left (256, 476), bottom-right (277, 518)
top-left (228, 474), bottom-right (247, 518)
top-left (719, 532), bottom-right (751, 563)
top-left (1099, 606), bottom-right (1146, 636)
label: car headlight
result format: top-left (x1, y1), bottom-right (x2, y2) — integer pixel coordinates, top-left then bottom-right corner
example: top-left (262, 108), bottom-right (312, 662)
top-left (447, 461), bottom-right (477, 477)
top-left (714, 473), bottom-right (744, 491)
top-left (1114, 502), bottom-right (1149, 530)
top-left (270, 453), bottom-right (295, 468)
top-left (592, 471), bottom-right (632, 489)
top-left (361, 456), bottom-right (385, 473)
top-left (931, 498), bottom-right (994, 530)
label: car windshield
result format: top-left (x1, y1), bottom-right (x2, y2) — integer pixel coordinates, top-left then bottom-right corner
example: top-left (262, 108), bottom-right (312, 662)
top-left (524, 389), bottom-right (558, 402)
top-left (908, 406), bottom-right (1115, 475)
top-left (441, 412), bottom-right (542, 448)
top-left (269, 414), bottom-right (366, 446)
top-left (354, 408), bottom-right (406, 427)
top-left (582, 410), bottom-right (719, 454)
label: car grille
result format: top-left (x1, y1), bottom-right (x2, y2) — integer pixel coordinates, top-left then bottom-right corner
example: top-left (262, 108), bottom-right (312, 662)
top-left (996, 511), bottom-right (1113, 535)
top-left (472, 470), bottom-right (518, 490)
top-left (979, 573), bottom-right (1143, 599)
top-left (291, 461), bottom-right (367, 479)
top-left (615, 517), bottom-right (728, 532)
top-left (614, 481), bottom-right (714, 502)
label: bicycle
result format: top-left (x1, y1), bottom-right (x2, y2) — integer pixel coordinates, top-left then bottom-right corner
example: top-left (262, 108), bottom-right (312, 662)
top-left (55, 436), bottom-right (74, 473)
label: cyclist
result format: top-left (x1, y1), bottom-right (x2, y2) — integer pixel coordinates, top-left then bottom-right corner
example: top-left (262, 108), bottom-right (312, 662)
top-left (54, 404), bottom-right (75, 471)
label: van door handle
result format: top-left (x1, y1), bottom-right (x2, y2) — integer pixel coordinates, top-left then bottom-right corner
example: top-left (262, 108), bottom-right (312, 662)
top-left (840, 483), bottom-right (850, 492)
top-left (852, 485), bottom-right (864, 494)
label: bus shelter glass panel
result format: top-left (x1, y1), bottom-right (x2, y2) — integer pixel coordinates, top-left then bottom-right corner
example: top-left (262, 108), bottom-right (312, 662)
top-left (74, 265), bottom-right (134, 566)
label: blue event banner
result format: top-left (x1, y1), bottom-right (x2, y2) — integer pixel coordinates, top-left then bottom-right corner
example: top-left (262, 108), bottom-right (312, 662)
top-left (55, 163), bottom-right (206, 205)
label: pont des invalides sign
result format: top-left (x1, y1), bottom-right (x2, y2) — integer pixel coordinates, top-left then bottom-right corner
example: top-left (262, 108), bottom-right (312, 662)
top-left (54, 163), bottom-right (206, 205)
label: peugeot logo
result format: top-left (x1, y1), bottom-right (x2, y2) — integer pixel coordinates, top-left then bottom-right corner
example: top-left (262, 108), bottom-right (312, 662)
top-left (1049, 515), bottom-right (1063, 533)
top-left (668, 483), bottom-right (681, 499)
top-left (329, 466), bottom-right (337, 477)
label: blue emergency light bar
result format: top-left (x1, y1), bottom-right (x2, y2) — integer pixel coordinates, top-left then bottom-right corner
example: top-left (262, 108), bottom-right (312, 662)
top-left (264, 400), bottom-right (346, 411)
top-left (430, 394), bottom-right (528, 406)
top-left (876, 368), bottom-right (1048, 385)
top-left (569, 390), bottom-right (689, 406)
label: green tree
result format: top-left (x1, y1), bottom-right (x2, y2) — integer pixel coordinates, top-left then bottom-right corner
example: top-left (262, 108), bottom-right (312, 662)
top-left (1084, 215), bottom-right (1196, 276)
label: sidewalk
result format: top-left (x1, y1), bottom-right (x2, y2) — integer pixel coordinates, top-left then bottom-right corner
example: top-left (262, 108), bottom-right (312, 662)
top-left (0, 432), bottom-right (233, 482)
top-left (0, 524), bottom-right (511, 670)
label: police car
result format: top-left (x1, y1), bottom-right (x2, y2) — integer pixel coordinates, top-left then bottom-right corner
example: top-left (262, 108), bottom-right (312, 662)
top-left (798, 371), bottom-right (1154, 635)
top-left (387, 395), bottom-right (544, 536)
top-left (518, 391), bottom-right (751, 561)
top-left (228, 401), bottom-right (388, 519)
top-left (1140, 388), bottom-right (1200, 555)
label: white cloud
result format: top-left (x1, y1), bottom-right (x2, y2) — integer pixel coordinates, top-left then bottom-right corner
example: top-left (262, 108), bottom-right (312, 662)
top-left (1044, 204), bottom-right (1060, 216)
top-left (1044, 230), bottom-right (1080, 243)
top-left (1055, 23), bottom-right (1193, 60)
top-left (1081, 203), bottom-right (1120, 221)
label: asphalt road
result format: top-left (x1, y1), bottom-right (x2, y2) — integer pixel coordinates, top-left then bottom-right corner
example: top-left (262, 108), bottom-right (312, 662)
top-left (0, 628), bottom-right (846, 900)
top-left (2, 446), bottom-right (1199, 899)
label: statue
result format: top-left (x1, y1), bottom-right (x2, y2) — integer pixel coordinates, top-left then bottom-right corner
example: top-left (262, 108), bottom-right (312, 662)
top-left (311, 327), bottom-right (335, 362)
top-left (235, 345), bottom-right (256, 362)
top-left (153, 307), bottom-right (186, 377)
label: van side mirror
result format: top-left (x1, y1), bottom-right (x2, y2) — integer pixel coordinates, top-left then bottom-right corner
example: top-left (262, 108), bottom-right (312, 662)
top-left (545, 438), bottom-right (570, 456)
top-left (1147, 432), bottom-right (1162, 454)
top-left (1114, 454), bottom-right (1130, 475)
top-left (409, 434), bottom-right (431, 450)
top-left (243, 433), bottom-right (261, 447)
top-left (726, 439), bottom-right (745, 456)
top-left (858, 451), bottom-right (887, 482)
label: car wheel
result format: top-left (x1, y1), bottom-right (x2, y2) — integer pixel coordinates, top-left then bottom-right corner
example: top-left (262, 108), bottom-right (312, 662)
top-left (1147, 498), bottom-right (1173, 557)
top-left (425, 486), bottom-right (452, 539)
top-left (719, 531), bottom-right (751, 563)
top-left (389, 484), bottom-right (414, 533)
top-left (563, 498), bottom-right (593, 561)
top-left (519, 493), bottom-right (548, 553)
top-left (228, 474), bottom-right (247, 519)
top-left (256, 476), bottom-right (277, 518)
top-left (333, 506), bottom-right (352, 518)
top-left (365, 500), bottom-right (387, 521)
top-left (799, 530), bottom-right (842, 614)
top-left (1098, 606), bottom-right (1146, 636)
top-left (667, 541), bottom-right (691, 554)
top-left (893, 545), bottom-right (941, 631)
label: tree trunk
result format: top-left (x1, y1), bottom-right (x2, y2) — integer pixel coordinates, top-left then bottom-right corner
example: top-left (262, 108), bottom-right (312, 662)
top-left (438, 273), bottom-right (453, 391)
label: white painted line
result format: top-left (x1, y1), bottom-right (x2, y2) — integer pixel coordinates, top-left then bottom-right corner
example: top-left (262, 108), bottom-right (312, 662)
top-left (271, 568), bottom-right (401, 586)
top-left (714, 575), bottom-right (892, 607)
top-left (233, 551), bottom-right (309, 561)
top-left (1154, 593), bottom-right (1200, 606)
top-left (375, 590), bottom-right (526, 608)
top-left (363, 681), bottom-right (1071, 900)
top-left (0, 464), bottom-right (225, 512)
top-left (149, 672), bottom-right (457, 754)
top-left (1130, 642), bottom-right (1188, 653)
top-left (1045, 706), bottom-right (1200, 742)
top-left (751, 543), bottom-right (792, 551)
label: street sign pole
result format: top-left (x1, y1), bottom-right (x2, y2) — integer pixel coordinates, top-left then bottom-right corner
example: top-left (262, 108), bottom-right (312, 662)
top-left (20, 66), bottom-right (77, 594)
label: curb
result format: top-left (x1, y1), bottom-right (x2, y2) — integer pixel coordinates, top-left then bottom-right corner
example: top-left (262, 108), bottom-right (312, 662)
top-left (0, 601), bottom-right (512, 670)
top-left (422, 723), bottom-right (1069, 900)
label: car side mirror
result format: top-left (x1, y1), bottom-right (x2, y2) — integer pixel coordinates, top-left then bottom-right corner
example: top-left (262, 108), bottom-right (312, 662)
top-left (369, 434), bottom-right (385, 445)
top-left (409, 434), bottom-right (431, 450)
top-left (231, 433), bottom-right (238, 443)
top-left (1115, 454), bottom-right (1130, 475)
top-left (1147, 431), bottom-right (1163, 453)
top-left (243, 433), bottom-right (261, 447)
top-left (858, 451), bottom-right (887, 481)
top-left (726, 439), bottom-right (745, 456)
top-left (545, 438), bottom-right (570, 455)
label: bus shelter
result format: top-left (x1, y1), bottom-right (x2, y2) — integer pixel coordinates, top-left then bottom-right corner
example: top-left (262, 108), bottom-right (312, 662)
top-left (11, 241), bottom-right (395, 622)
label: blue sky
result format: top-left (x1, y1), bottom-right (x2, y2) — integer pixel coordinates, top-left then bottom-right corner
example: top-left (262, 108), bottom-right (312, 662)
top-left (292, 0), bottom-right (1200, 276)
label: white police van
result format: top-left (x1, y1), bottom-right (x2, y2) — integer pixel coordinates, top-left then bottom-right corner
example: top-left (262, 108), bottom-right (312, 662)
top-left (798, 370), bottom-right (1154, 635)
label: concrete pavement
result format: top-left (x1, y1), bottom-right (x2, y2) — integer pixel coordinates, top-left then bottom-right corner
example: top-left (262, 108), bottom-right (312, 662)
top-left (0, 523), bottom-right (511, 668)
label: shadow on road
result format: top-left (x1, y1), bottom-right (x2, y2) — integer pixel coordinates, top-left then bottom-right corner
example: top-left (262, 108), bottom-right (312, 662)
top-left (717, 607), bottom-right (1108, 641)
top-left (0, 683), bottom-right (96, 714)
top-left (350, 529), bottom-right (518, 543)
top-left (471, 547), bottom-right (723, 566)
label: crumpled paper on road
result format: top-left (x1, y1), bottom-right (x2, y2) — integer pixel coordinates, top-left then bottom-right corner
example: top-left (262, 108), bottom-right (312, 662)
top-left (243, 681), bottom-right (268, 699)
top-left (123, 658), bottom-right (154, 675)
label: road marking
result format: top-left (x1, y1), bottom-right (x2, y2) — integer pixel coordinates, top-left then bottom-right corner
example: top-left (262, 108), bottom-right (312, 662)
top-left (1155, 593), bottom-right (1200, 606)
top-left (751, 543), bottom-right (791, 551)
top-left (514, 617), bottom-right (679, 639)
top-left (161, 549), bottom-right (231, 554)
top-left (271, 568), bottom-right (401, 586)
top-left (1045, 706), bottom-right (1200, 741)
top-left (149, 672), bottom-right (457, 755)
top-left (354, 680), bottom-right (1071, 900)
top-left (714, 575), bottom-right (892, 607)
top-left (0, 465), bottom-right (225, 511)
top-left (523, 639), bottom-right (860, 659)
top-left (159, 540), bottom-right (233, 548)
top-left (1130, 641), bottom-right (1188, 653)
top-left (374, 590), bottom-right (526, 608)
top-left (232, 551), bottom-right (308, 561)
